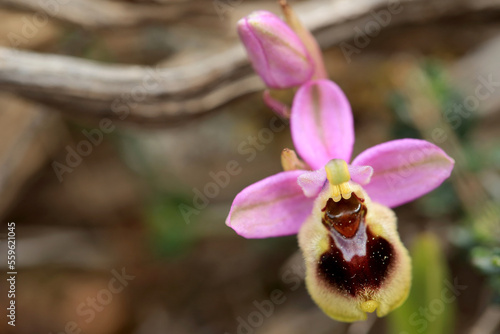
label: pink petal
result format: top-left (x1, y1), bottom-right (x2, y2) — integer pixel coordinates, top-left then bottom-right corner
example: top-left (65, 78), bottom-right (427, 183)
top-left (351, 139), bottom-right (455, 207)
top-left (298, 169), bottom-right (327, 197)
top-left (237, 11), bottom-right (314, 89)
top-left (291, 80), bottom-right (354, 170)
top-left (349, 165), bottom-right (373, 185)
top-left (226, 170), bottom-right (314, 238)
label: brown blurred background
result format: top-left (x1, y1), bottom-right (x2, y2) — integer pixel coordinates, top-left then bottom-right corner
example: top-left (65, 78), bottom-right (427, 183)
top-left (0, 0), bottom-right (499, 333)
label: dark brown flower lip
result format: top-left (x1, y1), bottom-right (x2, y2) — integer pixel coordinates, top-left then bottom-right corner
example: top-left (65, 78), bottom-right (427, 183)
top-left (316, 225), bottom-right (395, 297)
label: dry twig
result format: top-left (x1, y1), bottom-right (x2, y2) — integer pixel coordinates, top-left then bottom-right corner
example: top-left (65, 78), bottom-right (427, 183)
top-left (0, 0), bottom-right (213, 29)
top-left (1, 0), bottom-right (500, 125)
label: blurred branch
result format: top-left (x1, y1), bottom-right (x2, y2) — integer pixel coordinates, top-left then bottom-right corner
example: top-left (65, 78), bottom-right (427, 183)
top-left (0, 0), bottom-right (213, 29)
top-left (1, 0), bottom-right (500, 125)
top-left (0, 228), bottom-right (114, 269)
top-left (0, 46), bottom-right (260, 125)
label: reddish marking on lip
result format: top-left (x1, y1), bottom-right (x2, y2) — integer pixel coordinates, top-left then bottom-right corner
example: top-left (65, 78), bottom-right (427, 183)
top-left (322, 193), bottom-right (365, 238)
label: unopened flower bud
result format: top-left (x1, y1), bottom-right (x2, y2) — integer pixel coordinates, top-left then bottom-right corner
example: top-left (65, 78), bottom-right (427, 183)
top-left (237, 11), bottom-right (314, 89)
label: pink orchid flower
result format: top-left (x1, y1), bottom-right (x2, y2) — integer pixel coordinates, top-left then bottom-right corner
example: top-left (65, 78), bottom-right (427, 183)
top-left (225, 79), bottom-right (454, 321)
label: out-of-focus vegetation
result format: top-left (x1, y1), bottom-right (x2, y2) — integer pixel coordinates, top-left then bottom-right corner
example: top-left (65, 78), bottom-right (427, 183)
top-left (389, 233), bottom-right (456, 334)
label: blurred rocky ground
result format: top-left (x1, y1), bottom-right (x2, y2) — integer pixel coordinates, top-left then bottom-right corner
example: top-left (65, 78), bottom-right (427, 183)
top-left (0, 1), bottom-right (499, 334)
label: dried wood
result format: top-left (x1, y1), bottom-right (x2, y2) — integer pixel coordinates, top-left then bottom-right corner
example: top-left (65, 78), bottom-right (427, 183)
top-left (0, 0), bottom-right (213, 29)
top-left (0, 0), bottom-right (499, 125)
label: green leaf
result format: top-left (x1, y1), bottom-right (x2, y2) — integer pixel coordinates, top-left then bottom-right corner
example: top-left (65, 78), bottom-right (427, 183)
top-left (144, 194), bottom-right (196, 258)
top-left (388, 233), bottom-right (456, 334)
